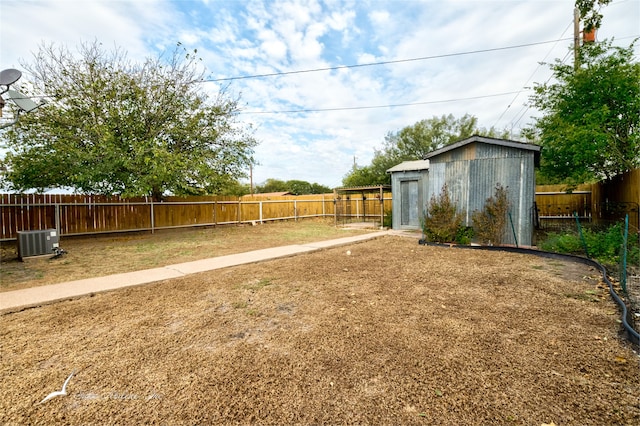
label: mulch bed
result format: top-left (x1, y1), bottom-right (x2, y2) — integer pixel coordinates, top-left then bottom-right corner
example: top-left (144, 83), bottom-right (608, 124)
top-left (1, 236), bottom-right (638, 425)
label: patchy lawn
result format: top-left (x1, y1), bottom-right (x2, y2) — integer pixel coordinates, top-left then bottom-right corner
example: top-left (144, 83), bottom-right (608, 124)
top-left (1, 236), bottom-right (638, 425)
top-left (0, 219), bottom-right (373, 292)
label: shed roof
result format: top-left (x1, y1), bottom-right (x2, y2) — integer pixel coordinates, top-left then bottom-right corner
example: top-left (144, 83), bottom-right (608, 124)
top-left (386, 160), bottom-right (430, 174)
top-left (424, 135), bottom-right (541, 160)
top-left (333, 184), bottom-right (390, 194)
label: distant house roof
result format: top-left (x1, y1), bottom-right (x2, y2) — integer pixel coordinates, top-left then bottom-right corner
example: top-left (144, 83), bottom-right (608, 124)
top-left (386, 160), bottom-right (430, 174)
top-left (424, 135), bottom-right (541, 160)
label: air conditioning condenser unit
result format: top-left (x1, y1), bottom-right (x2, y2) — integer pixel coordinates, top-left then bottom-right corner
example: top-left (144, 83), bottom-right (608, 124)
top-left (17, 229), bottom-right (59, 260)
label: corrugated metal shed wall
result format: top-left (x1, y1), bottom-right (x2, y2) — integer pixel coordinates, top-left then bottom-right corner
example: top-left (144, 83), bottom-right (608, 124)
top-left (428, 143), bottom-right (536, 246)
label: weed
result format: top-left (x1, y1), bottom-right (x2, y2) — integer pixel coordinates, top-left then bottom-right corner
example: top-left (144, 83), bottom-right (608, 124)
top-left (243, 278), bottom-right (274, 290)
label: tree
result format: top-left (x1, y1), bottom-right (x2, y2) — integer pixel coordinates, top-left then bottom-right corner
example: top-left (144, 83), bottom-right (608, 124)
top-left (342, 114), bottom-right (507, 186)
top-left (576, 0), bottom-right (612, 32)
top-left (393, 113), bottom-right (479, 159)
top-left (217, 180), bottom-right (252, 197)
top-left (528, 40), bottom-right (640, 184)
top-left (254, 179), bottom-right (331, 195)
top-left (256, 179), bottom-right (290, 193)
top-left (1, 41), bottom-right (257, 200)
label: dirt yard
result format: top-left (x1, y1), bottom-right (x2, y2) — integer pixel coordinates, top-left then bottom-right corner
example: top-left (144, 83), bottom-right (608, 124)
top-left (1, 235), bottom-right (639, 425)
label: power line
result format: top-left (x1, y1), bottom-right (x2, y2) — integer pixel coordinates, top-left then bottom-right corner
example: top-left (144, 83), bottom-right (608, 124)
top-left (493, 19), bottom-right (575, 130)
top-left (239, 91), bottom-right (523, 115)
top-left (205, 38), bottom-right (573, 83)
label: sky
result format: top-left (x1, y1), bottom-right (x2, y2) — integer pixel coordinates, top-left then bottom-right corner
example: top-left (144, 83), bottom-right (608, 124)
top-left (1, 0), bottom-right (638, 189)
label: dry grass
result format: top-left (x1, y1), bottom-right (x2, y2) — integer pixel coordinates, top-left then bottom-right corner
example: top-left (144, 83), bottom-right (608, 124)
top-left (1, 235), bottom-right (639, 425)
top-left (0, 219), bottom-right (374, 292)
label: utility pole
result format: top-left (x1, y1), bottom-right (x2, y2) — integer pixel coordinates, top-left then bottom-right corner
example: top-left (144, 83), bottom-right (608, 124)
top-left (574, 7), bottom-right (581, 70)
top-left (249, 164), bottom-right (254, 195)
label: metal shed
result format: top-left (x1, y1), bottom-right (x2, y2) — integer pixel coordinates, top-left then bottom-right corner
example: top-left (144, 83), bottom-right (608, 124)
top-left (386, 160), bottom-right (430, 230)
top-left (425, 135), bottom-right (541, 246)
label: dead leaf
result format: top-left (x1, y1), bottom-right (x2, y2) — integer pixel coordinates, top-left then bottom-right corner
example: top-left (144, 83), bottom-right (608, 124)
top-left (614, 356), bottom-right (627, 364)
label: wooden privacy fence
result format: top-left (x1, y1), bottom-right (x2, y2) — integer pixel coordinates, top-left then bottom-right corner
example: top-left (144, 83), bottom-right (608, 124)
top-left (535, 169), bottom-right (640, 231)
top-left (0, 193), bottom-right (393, 241)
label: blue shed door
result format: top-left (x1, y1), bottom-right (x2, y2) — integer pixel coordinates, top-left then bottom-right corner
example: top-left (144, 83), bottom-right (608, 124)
top-left (401, 180), bottom-right (419, 227)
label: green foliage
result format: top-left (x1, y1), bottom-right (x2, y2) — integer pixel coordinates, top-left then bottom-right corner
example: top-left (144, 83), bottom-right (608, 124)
top-left (576, 0), bottom-right (612, 32)
top-left (255, 178), bottom-right (331, 195)
top-left (539, 232), bottom-right (585, 254)
top-left (528, 40), bottom-right (640, 185)
top-left (256, 178), bottom-right (289, 193)
top-left (342, 114), bottom-right (507, 187)
top-left (383, 210), bottom-right (393, 228)
top-left (217, 181), bottom-right (252, 197)
top-left (2, 41), bottom-right (257, 200)
top-left (390, 113), bottom-right (479, 160)
top-left (472, 184), bottom-right (510, 245)
top-left (455, 226), bottom-right (474, 245)
top-left (422, 184), bottom-right (465, 243)
top-left (539, 223), bottom-right (639, 267)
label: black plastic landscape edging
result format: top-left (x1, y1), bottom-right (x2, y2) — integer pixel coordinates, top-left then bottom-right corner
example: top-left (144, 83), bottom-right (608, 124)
top-left (418, 239), bottom-right (640, 346)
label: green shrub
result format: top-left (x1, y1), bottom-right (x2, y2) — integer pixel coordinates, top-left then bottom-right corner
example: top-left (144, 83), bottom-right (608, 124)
top-left (455, 226), bottom-right (474, 245)
top-left (538, 222), bottom-right (638, 267)
top-left (539, 232), bottom-right (584, 254)
top-left (383, 210), bottom-right (392, 228)
top-left (422, 184), bottom-right (465, 243)
top-left (471, 183), bottom-right (509, 245)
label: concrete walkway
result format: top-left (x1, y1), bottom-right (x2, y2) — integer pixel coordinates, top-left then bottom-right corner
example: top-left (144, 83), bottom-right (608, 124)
top-left (1, 230), bottom-right (413, 314)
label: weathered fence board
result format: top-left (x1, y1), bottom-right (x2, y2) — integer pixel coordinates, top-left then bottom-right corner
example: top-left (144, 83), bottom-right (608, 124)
top-left (0, 193), bottom-right (389, 241)
top-left (535, 169), bottom-right (640, 230)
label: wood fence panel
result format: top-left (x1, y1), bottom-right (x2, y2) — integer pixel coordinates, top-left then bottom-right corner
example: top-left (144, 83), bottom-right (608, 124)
top-left (239, 202), bottom-right (261, 222)
top-left (1, 192), bottom-right (389, 240)
top-left (535, 184), bottom-right (591, 215)
top-left (153, 203), bottom-right (213, 228)
top-left (214, 201), bottom-right (239, 224)
top-left (592, 169), bottom-right (640, 230)
top-left (261, 200), bottom-right (296, 220)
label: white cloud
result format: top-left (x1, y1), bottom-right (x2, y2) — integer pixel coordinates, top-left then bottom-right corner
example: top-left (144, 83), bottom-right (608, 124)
top-left (1, 0), bottom-right (638, 188)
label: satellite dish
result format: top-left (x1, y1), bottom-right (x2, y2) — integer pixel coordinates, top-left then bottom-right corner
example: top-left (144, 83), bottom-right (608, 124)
top-left (0, 69), bottom-right (22, 86)
top-left (6, 89), bottom-right (39, 112)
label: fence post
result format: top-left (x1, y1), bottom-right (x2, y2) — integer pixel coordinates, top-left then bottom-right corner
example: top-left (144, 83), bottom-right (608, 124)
top-left (294, 200), bottom-right (298, 222)
top-left (213, 200), bottom-right (217, 226)
top-left (259, 201), bottom-right (263, 223)
top-left (55, 203), bottom-right (61, 236)
top-left (621, 214), bottom-right (629, 294)
top-left (379, 187), bottom-right (384, 227)
top-left (508, 211), bottom-right (518, 248)
top-left (150, 199), bottom-right (155, 234)
top-left (574, 211), bottom-right (589, 258)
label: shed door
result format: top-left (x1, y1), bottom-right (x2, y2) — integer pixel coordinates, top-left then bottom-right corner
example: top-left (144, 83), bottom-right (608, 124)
top-left (401, 180), bottom-right (419, 227)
